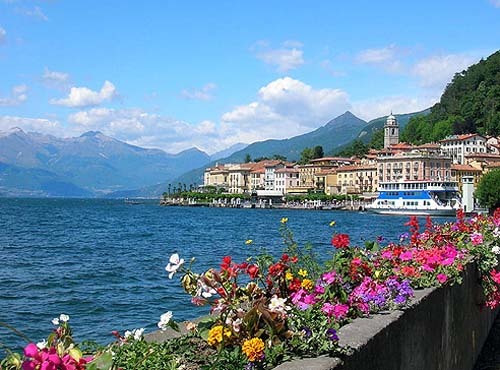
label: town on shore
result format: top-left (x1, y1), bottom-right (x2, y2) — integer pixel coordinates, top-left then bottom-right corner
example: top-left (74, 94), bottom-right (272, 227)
top-left (162, 114), bottom-right (500, 211)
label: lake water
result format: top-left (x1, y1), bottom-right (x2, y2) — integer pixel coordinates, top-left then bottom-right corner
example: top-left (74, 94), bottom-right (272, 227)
top-left (0, 198), bottom-right (450, 353)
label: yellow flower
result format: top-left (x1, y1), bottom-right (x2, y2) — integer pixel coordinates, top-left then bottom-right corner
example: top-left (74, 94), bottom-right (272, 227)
top-left (301, 279), bottom-right (313, 290)
top-left (285, 271), bottom-right (293, 281)
top-left (245, 239), bottom-right (253, 245)
top-left (298, 269), bottom-right (308, 277)
top-left (280, 217), bottom-right (288, 224)
top-left (329, 220), bottom-right (336, 227)
top-left (242, 337), bottom-right (265, 362)
top-left (207, 325), bottom-right (232, 346)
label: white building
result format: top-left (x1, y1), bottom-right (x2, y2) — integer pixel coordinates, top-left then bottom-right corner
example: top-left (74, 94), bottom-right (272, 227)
top-left (275, 167), bottom-right (300, 195)
top-left (439, 134), bottom-right (488, 164)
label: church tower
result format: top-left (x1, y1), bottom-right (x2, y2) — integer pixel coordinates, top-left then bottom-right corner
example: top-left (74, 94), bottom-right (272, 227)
top-left (384, 112), bottom-right (399, 148)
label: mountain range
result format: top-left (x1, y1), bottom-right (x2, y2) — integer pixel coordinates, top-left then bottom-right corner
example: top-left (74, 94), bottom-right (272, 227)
top-left (0, 110), bottom-right (425, 198)
top-left (0, 128), bottom-right (211, 197)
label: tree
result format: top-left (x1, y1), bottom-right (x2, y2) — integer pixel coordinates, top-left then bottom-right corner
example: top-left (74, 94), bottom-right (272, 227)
top-left (475, 169), bottom-right (500, 213)
top-left (244, 153), bottom-right (252, 163)
top-left (312, 145), bottom-right (324, 159)
top-left (299, 147), bottom-right (314, 164)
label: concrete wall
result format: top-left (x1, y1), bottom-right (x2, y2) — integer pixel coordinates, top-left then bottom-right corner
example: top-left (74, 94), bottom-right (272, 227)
top-left (275, 262), bottom-right (498, 370)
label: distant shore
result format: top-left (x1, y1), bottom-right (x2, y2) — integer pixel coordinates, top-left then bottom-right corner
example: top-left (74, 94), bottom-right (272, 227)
top-left (159, 197), bottom-right (368, 211)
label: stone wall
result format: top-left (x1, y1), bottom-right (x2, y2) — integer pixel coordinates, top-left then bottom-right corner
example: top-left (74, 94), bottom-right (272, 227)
top-left (274, 262), bottom-right (498, 370)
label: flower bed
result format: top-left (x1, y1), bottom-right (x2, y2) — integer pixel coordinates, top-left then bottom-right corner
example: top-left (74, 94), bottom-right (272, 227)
top-left (1, 210), bottom-right (499, 370)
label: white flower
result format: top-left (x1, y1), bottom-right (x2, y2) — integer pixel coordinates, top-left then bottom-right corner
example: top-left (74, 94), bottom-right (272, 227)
top-left (158, 311), bottom-right (173, 330)
top-left (36, 340), bottom-right (47, 349)
top-left (165, 253), bottom-right (185, 279)
top-left (134, 328), bottom-right (145, 340)
top-left (492, 245), bottom-right (500, 255)
top-left (124, 328), bottom-right (145, 340)
top-left (494, 227), bottom-right (500, 237)
top-left (269, 295), bottom-right (291, 314)
top-left (124, 330), bottom-right (133, 339)
top-left (51, 318), bottom-right (59, 326)
top-left (195, 279), bottom-right (216, 298)
top-left (59, 314), bottom-right (69, 323)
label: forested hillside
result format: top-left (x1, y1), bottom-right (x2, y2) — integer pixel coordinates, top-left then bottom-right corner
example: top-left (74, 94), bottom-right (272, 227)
top-left (402, 50), bottom-right (500, 144)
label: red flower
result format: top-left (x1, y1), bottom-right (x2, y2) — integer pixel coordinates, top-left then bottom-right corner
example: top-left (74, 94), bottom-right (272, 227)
top-left (331, 233), bottom-right (350, 249)
top-left (246, 264), bottom-right (259, 279)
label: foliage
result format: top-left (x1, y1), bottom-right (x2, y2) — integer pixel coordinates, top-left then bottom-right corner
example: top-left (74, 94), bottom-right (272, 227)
top-left (475, 169), bottom-right (500, 212)
top-left (401, 50), bottom-right (500, 143)
top-left (298, 146), bottom-right (324, 164)
top-left (334, 139), bottom-right (369, 158)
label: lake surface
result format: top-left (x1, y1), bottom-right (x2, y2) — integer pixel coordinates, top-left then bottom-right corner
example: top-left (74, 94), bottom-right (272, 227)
top-left (0, 198), bottom-right (450, 353)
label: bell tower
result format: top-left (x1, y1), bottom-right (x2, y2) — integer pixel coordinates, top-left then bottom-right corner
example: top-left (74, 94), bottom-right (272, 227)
top-left (384, 112), bottom-right (399, 148)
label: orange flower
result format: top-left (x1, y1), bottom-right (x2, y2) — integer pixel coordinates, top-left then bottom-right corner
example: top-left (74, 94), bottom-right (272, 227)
top-left (207, 325), bottom-right (231, 346)
top-left (242, 337), bottom-right (265, 362)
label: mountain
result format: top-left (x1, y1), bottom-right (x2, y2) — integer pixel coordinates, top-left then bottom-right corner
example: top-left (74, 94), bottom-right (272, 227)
top-left (0, 129), bottom-right (211, 197)
top-left (210, 143), bottom-right (248, 161)
top-left (165, 111), bottom-right (368, 188)
top-left (356, 109), bottom-right (430, 143)
top-left (223, 111), bottom-right (367, 163)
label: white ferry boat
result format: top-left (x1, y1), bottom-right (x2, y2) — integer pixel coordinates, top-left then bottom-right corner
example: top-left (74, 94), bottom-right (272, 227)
top-left (366, 180), bottom-right (462, 216)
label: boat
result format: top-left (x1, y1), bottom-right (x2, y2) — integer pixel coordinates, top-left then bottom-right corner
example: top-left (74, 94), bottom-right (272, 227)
top-left (366, 180), bottom-right (462, 216)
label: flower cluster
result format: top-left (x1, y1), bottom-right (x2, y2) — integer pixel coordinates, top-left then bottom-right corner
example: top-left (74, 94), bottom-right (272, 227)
top-left (162, 209), bottom-right (500, 368)
top-left (19, 315), bottom-right (93, 370)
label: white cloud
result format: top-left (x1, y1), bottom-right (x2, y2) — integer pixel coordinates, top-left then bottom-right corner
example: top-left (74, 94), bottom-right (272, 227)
top-left (412, 53), bottom-right (479, 89)
top-left (0, 27), bottom-right (6, 44)
top-left (42, 68), bottom-right (71, 89)
top-left (50, 80), bottom-right (117, 108)
top-left (67, 107), bottom-right (227, 153)
top-left (355, 44), bottom-right (403, 72)
top-left (0, 115), bottom-right (61, 134)
top-left (489, 0), bottom-right (500, 7)
top-left (253, 41), bottom-right (305, 72)
top-left (221, 77), bottom-right (351, 142)
top-left (0, 84), bottom-right (28, 106)
top-left (352, 95), bottom-right (438, 121)
top-left (180, 83), bottom-right (216, 101)
top-left (16, 6), bottom-right (48, 21)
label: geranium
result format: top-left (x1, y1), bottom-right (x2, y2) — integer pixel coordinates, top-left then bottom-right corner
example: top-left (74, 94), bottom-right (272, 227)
top-left (331, 233), bottom-right (350, 249)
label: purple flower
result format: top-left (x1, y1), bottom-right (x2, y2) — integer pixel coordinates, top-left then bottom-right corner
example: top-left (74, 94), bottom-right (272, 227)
top-left (326, 328), bottom-right (339, 341)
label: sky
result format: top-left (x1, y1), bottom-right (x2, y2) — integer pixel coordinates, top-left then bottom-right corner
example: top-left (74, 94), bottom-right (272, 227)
top-left (0, 1), bottom-right (499, 155)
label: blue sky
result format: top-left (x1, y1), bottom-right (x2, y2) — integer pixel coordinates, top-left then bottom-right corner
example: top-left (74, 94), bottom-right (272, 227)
top-left (0, 0), bottom-right (499, 154)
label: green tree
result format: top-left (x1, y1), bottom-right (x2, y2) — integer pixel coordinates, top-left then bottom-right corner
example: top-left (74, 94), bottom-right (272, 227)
top-left (312, 145), bottom-right (324, 159)
top-left (475, 169), bottom-right (500, 213)
top-left (299, 147), bottom-right (314, 164)
top-left (244, 153), bottom-right (252, 163)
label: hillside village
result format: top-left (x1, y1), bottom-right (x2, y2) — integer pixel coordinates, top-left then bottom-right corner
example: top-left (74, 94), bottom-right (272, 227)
top-left (203, 114), bottom-right (500, 200)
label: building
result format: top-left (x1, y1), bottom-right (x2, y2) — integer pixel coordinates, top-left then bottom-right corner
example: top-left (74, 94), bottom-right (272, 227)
top-left (377, 149), bottom-right (453, 183)
top-left (298, 157), bottom-right (355, 190)
top-left (439, 134), bottom-right (488, 164)
top-left (384, 113), bottom-right (400, 149)
top-left (336, 164), bottom-right (378, 194)
top-left (450, 164), bottom-right (483, 193)
top-left (275, 166), bottom-right (300, 195)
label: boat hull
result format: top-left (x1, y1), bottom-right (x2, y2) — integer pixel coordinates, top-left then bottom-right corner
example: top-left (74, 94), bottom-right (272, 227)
top-left (366, 207), bottom-right (457, 217)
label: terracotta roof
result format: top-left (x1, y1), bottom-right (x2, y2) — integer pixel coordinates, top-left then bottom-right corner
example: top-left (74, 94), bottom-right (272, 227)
top-left (310, 156), bottom-right (354, 163)
top-left (465, 153), bottom-right (500, 160)
top-left (439, 133), bottom-right (486, 142)
top-left (336, 164), bottom-right (377, 172)
top-left (451, 164), bottom-right (482, 172)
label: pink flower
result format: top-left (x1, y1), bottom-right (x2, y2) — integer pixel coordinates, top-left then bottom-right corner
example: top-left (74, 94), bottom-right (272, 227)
top-left (332, 303), bottom-right (350, 320)
top-left (399, 250), bottom-right (413, 261)
top-left (437, 273), bottom-right (448, 284)
top-left (490, 270), bottom-right (500, 285)
top-left (470, 232), bottom-right (483, 246)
